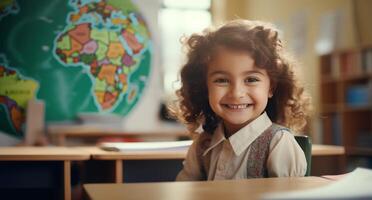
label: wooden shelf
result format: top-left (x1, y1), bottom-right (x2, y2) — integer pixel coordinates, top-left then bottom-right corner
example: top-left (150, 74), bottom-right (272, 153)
top-left (321, 104), bottom-right (342, 113)
top-left (321, 73), bottom-right (372, 83)
top-left (342, 105), bottom-right (372, 112)
top-left (341, 73), bottom-right (372, 81)
top-left (321, 75), bottom-right (339, 83)
top-left (319, 47), bottom-right (372, 158)
top-left (346, 147), bottom-right (372, 156)
top-left (321, 104), bottom-right (372, 113)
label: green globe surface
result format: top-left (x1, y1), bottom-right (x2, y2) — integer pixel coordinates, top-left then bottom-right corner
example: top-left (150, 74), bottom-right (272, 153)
top-left (0, 0), bottom-right (152, 138)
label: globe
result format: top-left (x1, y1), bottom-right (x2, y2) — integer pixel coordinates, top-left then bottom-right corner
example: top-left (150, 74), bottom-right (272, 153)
top-left (0, 0), bottom-right (152, 138)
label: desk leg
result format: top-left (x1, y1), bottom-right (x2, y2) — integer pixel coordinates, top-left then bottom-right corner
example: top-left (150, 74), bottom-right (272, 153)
top-left (64, 161), bottom-right (71, 200)
top-left (115, 160), bottom-right (123, 183)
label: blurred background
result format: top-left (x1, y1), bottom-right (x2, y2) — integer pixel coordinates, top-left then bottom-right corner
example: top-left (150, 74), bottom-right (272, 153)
top-left (0, 0), bottom-right (371, 170)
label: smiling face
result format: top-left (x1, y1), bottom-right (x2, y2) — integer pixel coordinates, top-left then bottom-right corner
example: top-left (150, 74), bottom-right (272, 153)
top-left (207, 47), bottom-right (273, 136)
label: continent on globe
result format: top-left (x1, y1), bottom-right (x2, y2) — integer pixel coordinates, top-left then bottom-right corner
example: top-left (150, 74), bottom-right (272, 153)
top-left (0, 65), bottom-right (39, 135)
top-left (54, 0), bottom-right (151, 111)
top-left (0, 0), bottom-right (19, 20)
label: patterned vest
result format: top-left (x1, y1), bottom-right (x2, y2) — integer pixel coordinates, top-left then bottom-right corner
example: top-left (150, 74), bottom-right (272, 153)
top-left (196, 123), bottom-right (290, 180)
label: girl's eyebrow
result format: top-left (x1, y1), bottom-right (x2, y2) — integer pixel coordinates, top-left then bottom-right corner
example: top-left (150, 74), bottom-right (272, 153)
top-left (208, 70), bottom-right (228, 76)
top-left (208, 70), bottom-right (264, 76)
top-left (243, 70), bottom-right (265, 75)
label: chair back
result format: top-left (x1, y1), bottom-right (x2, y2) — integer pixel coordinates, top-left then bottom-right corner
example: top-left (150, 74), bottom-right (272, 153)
top-left (294, 135), bottom-right (312, 176)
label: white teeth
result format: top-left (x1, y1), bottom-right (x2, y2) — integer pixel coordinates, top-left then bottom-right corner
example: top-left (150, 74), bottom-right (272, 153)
top-left (225, 104), bottom-right (250, 109)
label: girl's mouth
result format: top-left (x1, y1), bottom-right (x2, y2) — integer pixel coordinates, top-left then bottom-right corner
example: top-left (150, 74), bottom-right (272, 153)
top-left (222, 104), bottom-right (251, 109)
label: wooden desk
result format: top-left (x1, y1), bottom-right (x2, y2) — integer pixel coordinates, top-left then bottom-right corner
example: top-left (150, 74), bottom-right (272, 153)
top-left (80, 147), bottom-right (186, 183)
top-left (84, 177), bottom-right (332, 200)
top-left (83, 144), bottom-right (345, 183)
top-left (0, 147), bottom-right (90, 200)
top-left (312, 144), bottom-right (345, 156)
top-left (0, 145), bottom-right (344, 199)
top-left (47, 124), bottom-right (189, 146)
top-left (311, 144), bottom-right (346, 176)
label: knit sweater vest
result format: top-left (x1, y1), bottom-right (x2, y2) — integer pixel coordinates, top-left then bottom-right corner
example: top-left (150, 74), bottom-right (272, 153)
top-left (196, 123), bottom-right (289, 180)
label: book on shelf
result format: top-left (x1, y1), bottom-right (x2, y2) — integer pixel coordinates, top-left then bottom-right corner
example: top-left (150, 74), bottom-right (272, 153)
top-left (320, 113), bottom-right (342, 145)
top-left (346, 83), bottom-right (372, 107)
top-left (327, 48), bottom-right (372, 78)
top-left (330, 54), bottom-right (340, 78)
top-left (331, 114), bottom-right (342, 145)
top-left (362, 49), bottom-right (372, 73)
top-left (340, 52), bottom-right (355, 76)
top-left (339, 51), bottom-right (365, 77)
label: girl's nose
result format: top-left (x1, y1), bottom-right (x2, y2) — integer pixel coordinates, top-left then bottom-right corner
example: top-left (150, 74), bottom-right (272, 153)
top-left (229, 83), bottom-right (245, 98)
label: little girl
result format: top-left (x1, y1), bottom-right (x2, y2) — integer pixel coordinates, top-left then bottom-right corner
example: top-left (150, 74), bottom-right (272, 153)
top-left (171, 19), bottom-right (311, 181)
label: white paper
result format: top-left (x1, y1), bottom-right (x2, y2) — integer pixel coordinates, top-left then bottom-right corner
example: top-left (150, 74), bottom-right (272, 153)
top-left (100, 140), bottom-right (192, 151)
top-left (262, 168), bottom-right (372, 200)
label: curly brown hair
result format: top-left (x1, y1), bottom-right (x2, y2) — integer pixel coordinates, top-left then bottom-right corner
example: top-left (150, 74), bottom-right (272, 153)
top-left (170, 20), bottom-right (311, 135)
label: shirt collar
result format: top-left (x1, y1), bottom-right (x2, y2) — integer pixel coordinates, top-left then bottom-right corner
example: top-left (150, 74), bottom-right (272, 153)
top-left (202, 124), bottom-right (225, 156)
top-left (229, 112), bottom-right (272, 156)
top-left (202, 112), bottom-right (272, 156)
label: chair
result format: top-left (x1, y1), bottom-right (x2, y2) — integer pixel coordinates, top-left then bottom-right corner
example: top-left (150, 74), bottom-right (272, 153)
top-left (294, 135), bottom-right (312, 176)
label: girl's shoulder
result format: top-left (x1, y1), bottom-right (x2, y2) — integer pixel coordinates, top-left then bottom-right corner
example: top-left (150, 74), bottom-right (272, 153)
top-left (269, 124), bottom-right (300, 149)
top-left (268, 123), bottom-right (297, 144)
top-left (270, 123), bottom-right (293, 134)
top-left (193, 132), bottom-right (213, 157)
top-left (195, 132), bottom-right (213, 146)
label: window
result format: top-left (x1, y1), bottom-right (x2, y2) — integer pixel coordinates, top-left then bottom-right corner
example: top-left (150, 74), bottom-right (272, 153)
top-left (159, 0), bottom-right (211, 98)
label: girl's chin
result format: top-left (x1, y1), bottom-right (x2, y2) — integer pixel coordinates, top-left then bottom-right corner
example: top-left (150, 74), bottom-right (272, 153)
top-left (223, 119), bottom-right (252, 128)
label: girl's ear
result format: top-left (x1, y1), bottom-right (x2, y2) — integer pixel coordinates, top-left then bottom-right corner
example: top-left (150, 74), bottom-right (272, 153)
top-left (269, 87), bottom-right (274, 98)
top-left (269, 91), bottom-right (273, 98)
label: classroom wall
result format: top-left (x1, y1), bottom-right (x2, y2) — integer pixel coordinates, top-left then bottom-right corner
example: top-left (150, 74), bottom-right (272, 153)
top-left (354, 0), bottom-right (372, 46)
top-left (211, 0), bottom-right (248, 25)
top-left (212, 0), bottom-right (361, 143)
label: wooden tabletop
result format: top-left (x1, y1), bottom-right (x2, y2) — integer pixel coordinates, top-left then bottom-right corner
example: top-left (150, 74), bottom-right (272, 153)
top-left (312, 144), bottom-right (345, 156)
top-left (84, 177), bottom-right (331, 200)
top-left (81, 144), bottom-right (345, 160)
top-left (0, 144), bottom-right (344, 161)
top-left (77, 146), bottom-right (187, 160)
top-left (0, 147), bottom-right (91, 161)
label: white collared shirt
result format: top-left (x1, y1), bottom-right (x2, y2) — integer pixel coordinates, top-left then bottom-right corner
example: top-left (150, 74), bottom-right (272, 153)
top-left (176, 112), bottom-right (307, 181)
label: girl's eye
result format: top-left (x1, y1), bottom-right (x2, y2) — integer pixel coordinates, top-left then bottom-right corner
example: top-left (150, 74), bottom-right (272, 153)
top-left (245, 77), bottom-right (259, 83)
top-left (213, 78), bottom-right (229, 84)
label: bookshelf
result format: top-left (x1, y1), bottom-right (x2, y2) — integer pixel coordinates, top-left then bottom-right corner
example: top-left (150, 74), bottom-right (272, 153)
top-left (319, 46), bottom-right (372, 169)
